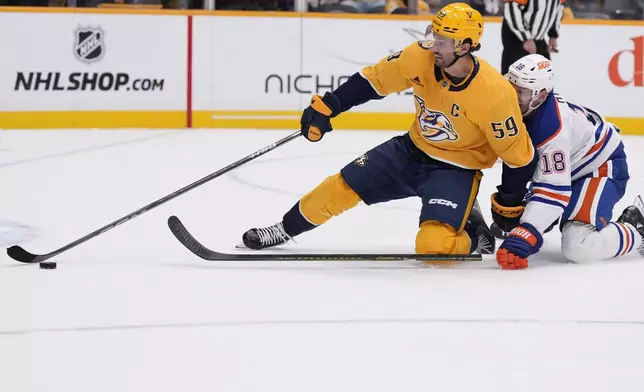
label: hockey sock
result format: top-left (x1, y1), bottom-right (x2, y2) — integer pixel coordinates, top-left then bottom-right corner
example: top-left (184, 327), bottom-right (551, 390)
top-left (282, 173), bottom-right (360, 237)
top-left (609, 222), bottom-right (643, 258)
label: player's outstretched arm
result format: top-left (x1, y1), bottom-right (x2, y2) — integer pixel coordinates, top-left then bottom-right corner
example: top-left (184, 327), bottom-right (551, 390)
top-left (300, 43), bottom-right (416, 142)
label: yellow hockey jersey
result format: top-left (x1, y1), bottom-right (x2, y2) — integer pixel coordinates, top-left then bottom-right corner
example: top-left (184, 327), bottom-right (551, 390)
top-left (360, 42), bottom-right (534, 169)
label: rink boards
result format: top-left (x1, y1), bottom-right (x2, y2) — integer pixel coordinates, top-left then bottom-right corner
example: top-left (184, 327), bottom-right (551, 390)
top-left (0, 8), bottom-right (642, 134)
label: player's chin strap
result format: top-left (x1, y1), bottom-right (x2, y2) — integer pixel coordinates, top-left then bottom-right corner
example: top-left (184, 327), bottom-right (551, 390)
top-left (520, 88), bottom-right (551, 117)
top-left (522, 96), bottom-right (547, 117)
top-left (445, 52), bottom-right (465, 68)
top-left (445, 50), bottom-right (475, 71)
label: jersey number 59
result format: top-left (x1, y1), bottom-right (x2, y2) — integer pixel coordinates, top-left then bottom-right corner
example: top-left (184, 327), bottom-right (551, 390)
top-left (490, 116), bottom-right (519, 139)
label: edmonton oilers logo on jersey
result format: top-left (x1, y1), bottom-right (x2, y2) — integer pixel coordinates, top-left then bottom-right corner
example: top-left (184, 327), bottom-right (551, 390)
top-left (414, 95), bottom-right (459, 142)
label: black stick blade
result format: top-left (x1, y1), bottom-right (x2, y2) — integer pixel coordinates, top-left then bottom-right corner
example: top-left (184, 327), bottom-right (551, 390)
top-left (168, 215), bottom-right (217, 260)
top-left (6, 245), bottom-right (44, 263)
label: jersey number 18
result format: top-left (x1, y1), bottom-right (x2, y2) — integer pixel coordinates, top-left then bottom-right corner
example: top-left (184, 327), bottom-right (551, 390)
top-left (541, 150), bottom-right (566, 175)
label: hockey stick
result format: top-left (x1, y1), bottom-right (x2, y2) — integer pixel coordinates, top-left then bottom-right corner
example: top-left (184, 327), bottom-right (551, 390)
top-left (167, 215), bottom-right (483, 263)
top-left (6, 131), bottom-right (303, 264)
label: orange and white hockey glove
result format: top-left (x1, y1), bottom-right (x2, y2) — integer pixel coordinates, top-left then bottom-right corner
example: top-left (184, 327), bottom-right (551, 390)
top-left (496, 223), bottom-right (543, 270)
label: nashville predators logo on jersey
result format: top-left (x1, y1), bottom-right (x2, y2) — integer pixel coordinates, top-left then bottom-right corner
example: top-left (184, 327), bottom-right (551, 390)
top-left (414, 95), bottom-right (459, 142)
top-left (354, 153), bottom-right (368, 167)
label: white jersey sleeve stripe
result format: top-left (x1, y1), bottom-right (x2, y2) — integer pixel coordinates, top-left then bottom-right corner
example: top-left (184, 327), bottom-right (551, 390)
top-left (532, 188), bottom-right (571, 203)
top-left (529, 196), bottom-right (567, 210)
top-left (531, 181), bottom-right (572, 193)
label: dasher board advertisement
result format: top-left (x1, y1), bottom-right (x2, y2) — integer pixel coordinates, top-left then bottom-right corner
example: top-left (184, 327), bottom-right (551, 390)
top-left (0, 11), bottom-right (187, 128)
top-left (192, 15), bottom-right (643, 132)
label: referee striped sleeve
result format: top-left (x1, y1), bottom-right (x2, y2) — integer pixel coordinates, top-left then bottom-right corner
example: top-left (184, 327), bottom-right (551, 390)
top-left (504, 1), bottom-right (533, 41)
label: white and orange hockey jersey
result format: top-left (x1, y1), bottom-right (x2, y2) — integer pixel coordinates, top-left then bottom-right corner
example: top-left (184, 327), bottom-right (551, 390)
top-left (520, 91), bottom-right (624, 234)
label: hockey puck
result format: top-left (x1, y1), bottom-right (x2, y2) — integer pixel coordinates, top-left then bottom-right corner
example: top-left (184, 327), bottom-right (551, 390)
top-left (39, 262), bottom-right (57, 270)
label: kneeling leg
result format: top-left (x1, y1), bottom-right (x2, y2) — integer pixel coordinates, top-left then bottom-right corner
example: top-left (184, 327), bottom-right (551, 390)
top-left (415, 168), bottom-right (482, 254)
top-left (416, 220), bottom-right (472, 254)
top-left (561, 220), bottom-right (641, 263)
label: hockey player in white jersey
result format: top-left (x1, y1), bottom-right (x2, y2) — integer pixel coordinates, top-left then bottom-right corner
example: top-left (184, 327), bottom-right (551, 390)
top-left (490, 54), bottom-right (644, 270)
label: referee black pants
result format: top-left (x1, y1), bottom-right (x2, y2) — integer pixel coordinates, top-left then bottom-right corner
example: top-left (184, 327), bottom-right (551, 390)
top-left (501, 23), bottom-right (551, 75)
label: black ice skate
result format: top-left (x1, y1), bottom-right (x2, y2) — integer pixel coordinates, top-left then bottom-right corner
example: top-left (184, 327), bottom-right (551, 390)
top-left (490, 222), bottom-right (509, 240)
top-left (617, 195), bottom-right (644, 256)
top-left (465, 200), bottom-right (495, 254)
top-left (241, 222), bottom-right (292, 250)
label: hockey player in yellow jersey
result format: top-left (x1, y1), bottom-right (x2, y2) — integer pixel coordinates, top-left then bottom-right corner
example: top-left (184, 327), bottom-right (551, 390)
top-left (242, 3), bottom-right (538, 256)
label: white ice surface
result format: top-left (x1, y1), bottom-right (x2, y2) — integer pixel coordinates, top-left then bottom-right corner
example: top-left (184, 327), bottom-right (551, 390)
top-left (1, 129), bottom-right (643, 392)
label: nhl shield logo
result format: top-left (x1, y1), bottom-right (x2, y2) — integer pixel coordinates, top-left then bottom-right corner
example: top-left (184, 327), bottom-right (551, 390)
top-left (74, 27), bottom-right (105, 63)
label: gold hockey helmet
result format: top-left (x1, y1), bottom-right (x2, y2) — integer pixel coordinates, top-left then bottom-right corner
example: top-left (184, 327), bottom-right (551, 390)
top-left (429, 3), bottom-right (484, 50)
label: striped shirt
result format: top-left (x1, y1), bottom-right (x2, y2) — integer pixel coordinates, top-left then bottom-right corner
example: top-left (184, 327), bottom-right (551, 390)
top-left (503, 0), bottom-right (565, 42)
